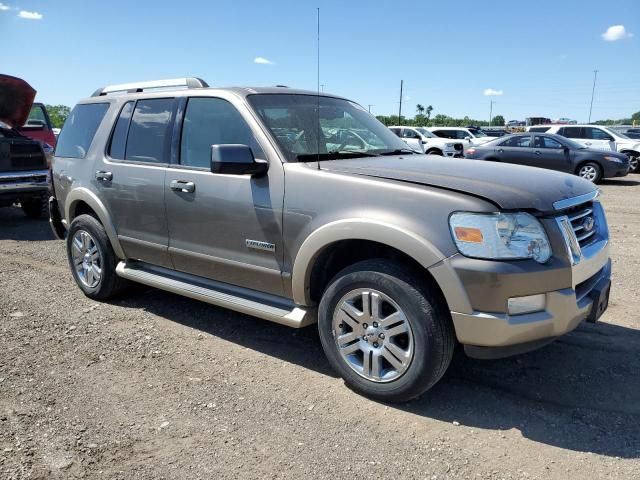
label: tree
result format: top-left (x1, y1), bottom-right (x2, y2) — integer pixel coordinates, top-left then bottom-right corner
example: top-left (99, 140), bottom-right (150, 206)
top-left (416, 104), bottom-right (424, 115)
top-left (492, 115), bottom-right (505, 126)
top-left (632, 111), bottom-right (640, 124)
top-left (425, 105), bottom-right (433, 124)
top-left (45, 105), bottom-right (71, 128)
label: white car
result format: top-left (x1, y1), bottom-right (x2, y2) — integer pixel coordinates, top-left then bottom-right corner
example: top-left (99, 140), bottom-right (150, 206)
top-left (427, 126), bottom-right (494, 146)
top-left (543, 124), bottom-right (640, 172)
top-left (388, 126), bottom-right (464, 157)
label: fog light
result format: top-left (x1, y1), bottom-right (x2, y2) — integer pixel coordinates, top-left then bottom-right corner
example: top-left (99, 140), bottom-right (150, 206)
top-left (508, 294), bottom-right (546, 315)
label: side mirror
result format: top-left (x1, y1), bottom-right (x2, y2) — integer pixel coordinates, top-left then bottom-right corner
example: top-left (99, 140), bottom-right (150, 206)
top-left (210, 144), bottom-right (268, 176)
top-left (464, 136), bottom-right (471, 141)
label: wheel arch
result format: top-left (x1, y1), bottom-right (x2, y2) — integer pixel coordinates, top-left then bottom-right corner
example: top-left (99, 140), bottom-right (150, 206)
top-left (65, 188), bottom-right (125, 259)
top-left (291, 219), bottom-right (447, 306)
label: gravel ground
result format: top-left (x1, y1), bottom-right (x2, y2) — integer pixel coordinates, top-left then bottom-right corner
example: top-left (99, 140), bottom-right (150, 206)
top-left (1, 178), bottom-right (639, 479)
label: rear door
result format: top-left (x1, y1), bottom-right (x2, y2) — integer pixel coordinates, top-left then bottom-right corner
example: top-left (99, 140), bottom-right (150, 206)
top-left (95, 97), bottom-right (175, 267)
top-left (532, 135), bottom-right (572, 172)
top-left (494, 135), bottom-right (534, 164)
top-left (401, 128), bottom-right (424, 152)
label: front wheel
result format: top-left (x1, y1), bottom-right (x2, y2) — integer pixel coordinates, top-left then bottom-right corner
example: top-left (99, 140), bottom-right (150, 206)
top-left (318, 260), bottom-right (455, 402)
top-left (577, 162), bottom-right (603, 184)
top-left (628, 154), bottom-right (639, 173)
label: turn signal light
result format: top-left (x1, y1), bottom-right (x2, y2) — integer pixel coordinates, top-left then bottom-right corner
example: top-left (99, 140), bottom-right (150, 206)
top-left (466, 148), bottom-right (476, 155)
top-left (454, 226), bottom-right (484, 243)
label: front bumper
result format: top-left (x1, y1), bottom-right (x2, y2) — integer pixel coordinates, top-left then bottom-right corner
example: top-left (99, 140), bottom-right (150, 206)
top-left (0, 169), bottom-right (48, 199)
top-left (430, 197), bottom-right (611, 357)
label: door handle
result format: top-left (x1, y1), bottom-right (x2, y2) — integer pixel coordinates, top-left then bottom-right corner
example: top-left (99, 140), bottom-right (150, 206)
top-left (585, 142), bottom-right (592, 146)
top-left (170, 180), bottom-right (196, 193)
top-left (534, 150), bottom-right (542, 155)
top-left (497, 149), bottom-right (504, 153)
top-left (95, 171), bottom-right (113, 181)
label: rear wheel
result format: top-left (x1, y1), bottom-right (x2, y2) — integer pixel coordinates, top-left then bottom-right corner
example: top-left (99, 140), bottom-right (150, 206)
top-left (318, 259), bottom-right (455, 402)
top-left (66, 214), bottom-right (127, 300)
top-left (21, 196), bottom-right (46, 219)
top-left (577, 162), bottom-right (602, 183)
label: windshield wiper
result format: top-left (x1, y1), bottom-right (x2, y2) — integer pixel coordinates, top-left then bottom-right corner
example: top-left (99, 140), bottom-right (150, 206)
top-left (297, 151), bottom-right (380, 161)
top-left (378, 148), bottom-right (417, 156)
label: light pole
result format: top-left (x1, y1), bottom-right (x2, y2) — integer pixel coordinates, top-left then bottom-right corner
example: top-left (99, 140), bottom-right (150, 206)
top-left (489, 100), bottom-right (495, 126)
top-left (588, 70), bottom-right (598, 123)
top-left (398, 80), bottom-right (403, 125)
top-left (368, 104), bottom-right (375, 113)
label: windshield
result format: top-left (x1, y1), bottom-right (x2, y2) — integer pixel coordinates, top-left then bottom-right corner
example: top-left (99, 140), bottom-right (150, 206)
top-left (603, 126), bottom-right (629, 140)
top-left (416, 127), bottom-right (436, 138)
top-left (468, 128), bottom-right (487, 137)
top-left (248, 94), bottom-right (412, 161)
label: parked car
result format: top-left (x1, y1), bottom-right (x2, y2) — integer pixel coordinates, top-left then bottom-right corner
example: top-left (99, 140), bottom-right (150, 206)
top-left (0, 75), bottom-right (49, 218)
top-left (388, 126), bottom-right (464, 157)
top-left (544, 124), bottom-right (640, 173)
top-left (527, 125), bottom-right (553, 133)
top-left (505, 120), bottom-right (521, 127)
top-left (50, 78), bottom-right (612, 402)
top-left (610, 126), bottom-right (640, 140)
top-left (16, 102), bottom-right (57, 149)
top-left (553, 117), bottom-right (577, 125)
top-left (428, 126), bottom-right (493, 145)
top-left (482, 128), bottom-right (509, 137)
top-left (465, 133), bottom-right (629, 183)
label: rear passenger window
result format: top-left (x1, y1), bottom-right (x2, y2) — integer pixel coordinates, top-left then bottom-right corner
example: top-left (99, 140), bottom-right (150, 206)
top-left (125, 98), bottom-right (175, 163)
top-left (108, 101), bottom-right (134, 159)
top-left (180, 97), bottom-right (263, 169)
top-left (559, 127), bottom-right (581, 138)
top-left (55, 103), bottom-right (109, 158)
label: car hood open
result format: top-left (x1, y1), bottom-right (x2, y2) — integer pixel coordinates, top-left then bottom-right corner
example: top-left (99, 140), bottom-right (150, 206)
top-left (318, 155), bottom-right (596, 212)
top-left (0, 74), bottom-right (36, 128)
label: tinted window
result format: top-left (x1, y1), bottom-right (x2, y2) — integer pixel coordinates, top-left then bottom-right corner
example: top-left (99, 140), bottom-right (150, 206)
top-left (455, 130), bottom-right (469, 139)
top-left (500, 135), bottom-right (531, 147)
top-left (55, 103), bottom-right (109, 158)
top-left (402, 128), bottom-right (419, 139)
top-left (559, 126), bottom-right (582, 138)
top-left (389, 128), bottom-right (401, 137)
top-left (181, 97), bottom-right (263, 169)
top-left (584, 127), bottom-right (612, 141)
top-left (432, 130), bottom-right (454, 139)
top-left (108, 101), bottom-right (134, 159)
top-left (125, 98), bottom-right (175, 163)
top-left (534, 136), bottom-right (563, 148)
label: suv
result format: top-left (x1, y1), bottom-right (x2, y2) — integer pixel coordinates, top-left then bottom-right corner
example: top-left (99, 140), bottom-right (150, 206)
top-left (50, 78), bottom-right (612, 402)
top-left (0, 75), bottom-right (49, 218)
top-left (388, 126), bottom-right (464, 157)
top-left (544, 124), bottom-right (640, 173)
top-left (428, 126), bottom-right (494, 146)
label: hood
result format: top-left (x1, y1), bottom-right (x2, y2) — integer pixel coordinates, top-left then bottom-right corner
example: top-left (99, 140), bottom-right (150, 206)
top-left (0, 74), bottom-right (36, 128)
top-left (318, 155), bottom-right (596, 212)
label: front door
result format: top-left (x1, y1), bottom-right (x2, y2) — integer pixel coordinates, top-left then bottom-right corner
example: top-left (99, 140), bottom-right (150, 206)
top-left (165, 96), bottom-right (285, 296)
top-left (532, 135), bottom-right (573, 172)
top-left (494, 134), bottom-right (534, 164)
top-left (582, 127), bottom-right (616, 152)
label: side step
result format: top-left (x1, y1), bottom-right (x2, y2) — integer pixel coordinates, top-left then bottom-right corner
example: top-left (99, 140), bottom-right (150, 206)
top-left (115, 261), bottom-right (316, 328)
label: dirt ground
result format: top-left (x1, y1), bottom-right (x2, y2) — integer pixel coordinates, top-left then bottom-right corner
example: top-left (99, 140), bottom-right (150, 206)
top-left (1, 178), bottom-right (639, 479)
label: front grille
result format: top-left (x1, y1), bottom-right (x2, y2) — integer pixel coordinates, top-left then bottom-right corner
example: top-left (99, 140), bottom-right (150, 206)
top-left (0, 139), bottom-right (46, 172)
top-left (565, 201), bottom-right (597, 248)
top-left (453, 143), bottom-right (463, 151)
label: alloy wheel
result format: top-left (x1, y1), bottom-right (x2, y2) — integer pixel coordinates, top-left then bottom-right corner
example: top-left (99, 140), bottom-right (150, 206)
top-left (579, 165), bottom-right (598, 182)
top-left (332, 288), bottom-right (414, 383)
top-left (71, 230), bottom-right (102, 288)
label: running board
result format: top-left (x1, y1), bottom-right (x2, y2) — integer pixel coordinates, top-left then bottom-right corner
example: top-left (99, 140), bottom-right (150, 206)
top-left (115, 261), bottom-right (315, 328)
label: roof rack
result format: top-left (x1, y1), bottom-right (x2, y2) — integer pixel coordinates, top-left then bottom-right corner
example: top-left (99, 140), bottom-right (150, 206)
top-left (91, 77), bottom-right (209, 97)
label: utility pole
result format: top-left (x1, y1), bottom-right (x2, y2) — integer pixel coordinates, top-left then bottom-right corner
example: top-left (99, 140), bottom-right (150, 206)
top-left (398, 80), bottom-right (403, 125)
top-left (489, 100), bottom-right (495, 126)
top-left (368, 104), bottom-right (375, 113)
top-left (320, 84), bottom-right (324, 92)
top-left (588, 70), bottom-right (598, 123)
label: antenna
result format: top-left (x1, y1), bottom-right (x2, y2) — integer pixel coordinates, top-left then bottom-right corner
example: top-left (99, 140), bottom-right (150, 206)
top-left (316, 7), bottom-right (321, 170)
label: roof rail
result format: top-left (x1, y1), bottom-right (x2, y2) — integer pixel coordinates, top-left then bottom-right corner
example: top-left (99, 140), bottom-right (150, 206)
top-left (91, 77), bottom-right (209, 97)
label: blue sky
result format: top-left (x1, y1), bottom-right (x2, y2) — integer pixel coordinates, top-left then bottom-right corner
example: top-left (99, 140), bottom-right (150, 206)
top-left (2, 0), bottom-right (639, 122)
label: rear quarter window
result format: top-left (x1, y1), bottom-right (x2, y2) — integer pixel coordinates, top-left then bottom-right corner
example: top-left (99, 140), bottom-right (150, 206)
top-left (55, 103), bottom-right (109, 158)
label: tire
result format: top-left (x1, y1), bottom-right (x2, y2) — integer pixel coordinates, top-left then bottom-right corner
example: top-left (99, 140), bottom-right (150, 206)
top-left (627, 154), bottom-right (639, 173)
top-left (426, 148), bottom-right (443, 156)
top-left (318, 259), bottom-right (455, 402)
top-left (21, 195), bottom-right (46, 219)
top-left (577, 162), bottom-right (603, 184)
top-left (66, 214), bottom-right (127, 300)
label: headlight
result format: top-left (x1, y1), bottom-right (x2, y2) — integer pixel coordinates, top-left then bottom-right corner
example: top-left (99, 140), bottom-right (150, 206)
top-left (603, 155), bottom-right (624, 163)
top-left (449, 212), bottom-right (552, 263)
